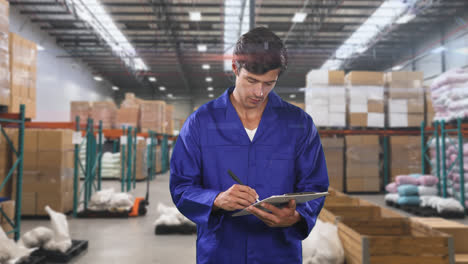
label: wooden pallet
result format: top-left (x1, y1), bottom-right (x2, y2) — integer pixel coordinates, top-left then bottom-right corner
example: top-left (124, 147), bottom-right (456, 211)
top-left (337, 218), bottom-right (455, 264)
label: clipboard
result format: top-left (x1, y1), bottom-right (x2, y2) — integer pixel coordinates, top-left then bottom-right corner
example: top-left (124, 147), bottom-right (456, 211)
top-left (232, 191), bottom-right (328, 217)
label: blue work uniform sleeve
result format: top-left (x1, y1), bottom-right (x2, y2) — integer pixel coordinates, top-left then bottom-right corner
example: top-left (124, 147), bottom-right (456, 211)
top-left (285, 115), bottom-right (329, 240)
top-left (169, 114), bottom-right (223, 227)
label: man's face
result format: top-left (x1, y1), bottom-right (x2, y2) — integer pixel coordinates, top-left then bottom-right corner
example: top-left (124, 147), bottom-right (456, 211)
top-left (233, 65), bottom-right (280, 109)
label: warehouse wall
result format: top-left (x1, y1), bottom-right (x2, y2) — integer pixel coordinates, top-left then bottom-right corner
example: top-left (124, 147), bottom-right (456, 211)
top-left (8, 7), bottom-right (114, 122)
top-left (394, 13), bottom-right (468, 83)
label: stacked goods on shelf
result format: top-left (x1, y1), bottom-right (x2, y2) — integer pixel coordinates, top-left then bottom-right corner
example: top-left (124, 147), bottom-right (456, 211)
top-left (426, 85), bottom-right (436, 124)
top-left (390, 136), bottom-right (422, 182)
top-left (101, 152), bottom-right (120, 179)
top-left (12, 129), bottom-right (74, 215)
top-left (305, 70), bottom-right (346, 127)
top-left (0, 129), bottom-right (13, 198)
top-left (0, 0), bottom-right (9, 108)
top-left (321, 137), bottom-right (344, 191)
top-left (155, 145), bottom-right (162, 173)
top-left (345, 71), bottom-right (385, 128)
top-left (70, 101), bottom-right (92, 125)
top-left (430, 68), bottom-right (468, 122)
top-left (446, 142), bottom-right (468, 207)
top-left (345, 135), bottom-right (381, 192)
top-left (91, 101), bottom-right (117, 129)
top-left (165, 104), bottom-right (174, 135)
top-left (116, 93), bottom-right (141, 129)
top-left (386, 72), bottom-right (425, 127)
top-left (140, 100), bottom-right (166, 133)
top-left (385, 174), bottom-right (438, 206)
top-left (9, 33), bottom-right (37, 118)
top-left (0, 200), bottom-right (14, 238)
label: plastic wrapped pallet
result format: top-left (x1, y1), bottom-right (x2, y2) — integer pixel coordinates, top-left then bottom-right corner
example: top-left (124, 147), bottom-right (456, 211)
top-left (140, 100), bottom-right (166, 133)
top-left (9, 33), bottom-right (37, 118)
top-left (345, 135), bottom-right (381, 192)
top-left (305, 70), bottom-right (346, 127)
top-left (345, 71), bottom-right (385, 128)
top-left (385, 72), bottom-right (424, 127)
top-left (91, 101), bottom-right (117, 129)
top-left (0, 0), bottom-right (9, 108)
top-left (117, 93), bottom-right (141, 129)
top-left (70, 101), bottom-right (91, 125)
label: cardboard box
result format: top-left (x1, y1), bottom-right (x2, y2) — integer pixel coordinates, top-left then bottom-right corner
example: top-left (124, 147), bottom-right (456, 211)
top-left (346, 71), bottom-right (384, 86)
top-left (385, 71), bottom-right (423, 83)
top-left (38, 150), bottom-right (74, 169)
top-left (367, 113), bottom-right (384, 128)
top-left (368, 100), bottom-right (384, 113)
top-left (349, 113), bottom-right (367, 127)
top-left (407, 98), bottom-right (424, 113)
top-left (328, 71), bottom-right (345, 85)
top-left (346, 177), bottom-right (380, 192)
top-left (345, 135), bottom-right (379, 146)
top-left (346, 165), bottom-right (380, 178)
top-left (0, 200), bottom-right (15, 238)
top-left (21, 192), bottom-right (36, 215)
top-left (36, 192), bottom-right (71, 215)
top-left (38, 129), bottom-right (73, 151)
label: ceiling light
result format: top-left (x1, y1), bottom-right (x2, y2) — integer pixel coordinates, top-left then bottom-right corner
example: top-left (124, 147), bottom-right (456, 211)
top-left (202, 64), bottom-right (210, 70)
top-left (289, 94), bottom-right (296, 99)
top-left (148, 77), bottom-right (157, 82)
top-left (392, 65), bottom-right (404, 71)
top-left (159, 86), bottom-right (166, 91)
top-left (189, 11), bottom-right (202, 21)
top-left (112, 86), bottom-right (119, 91)
top-left (94, 76), bottom-right (103, 82)
top-left (396, 13), bottom-right (416, 24)
top-left (167, 93), bottom-right (173, 98)
top-left (37, 45), bottom-right (45, 51)
top-left (224, 0), bottom-right (250, 71)
top-left (206, 77), bottom-right (213, 82)
top-left (321, 0), bottom-right (411, 70)
top-left (431, 46), bottom-right (446, 54)
top-left (69, 0), bottom-right (147, 71)
top-left (208, 94), bottom-right (214, 98)
top-left (197, 44), bottom-right (207, 52)
top-left (292, 12), bottom-right (307, 23)
top-left (207, 87), bottom-right (214, 91)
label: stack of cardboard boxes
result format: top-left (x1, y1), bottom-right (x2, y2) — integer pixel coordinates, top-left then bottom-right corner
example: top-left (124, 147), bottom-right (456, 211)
top-left (386, 72), bottom-right (425, 127)
top-left (0, 129), bottom-right (13, 198)
top-left (165, 104), bottom-right (174, 135)
top-left (12, 129), bottom-right (74, 216)
top-left (9, 33), bottom-right (37, 119)
top-left (116, 93), bottom-right (140, 129)
top-left (346, 71), bottom-right (385, 128)
top-left (70, 101), bottom-right (91, 125)
top-left (0, 200), bottom-right (14, 238)
top-left (305, 70), bottom-right (346, 127)
top-left (426, 85), bottom-right (435, 125)
top-left (91, 101), bottom-right (117, 129)
top-left (321, 137), bottom-right (344, 191)
top-left (140, 100), bottom-right (166, 133)
top-left (155, 145), bottom-right (162, 173)
top-left (0, 0), bottom-right (9, 108)
top-left (135, 140), bottom-right (147, 181)
top-left (390, 136), bottom-right (422, 181)
top-left (345, 135), bottom-right (381, 192)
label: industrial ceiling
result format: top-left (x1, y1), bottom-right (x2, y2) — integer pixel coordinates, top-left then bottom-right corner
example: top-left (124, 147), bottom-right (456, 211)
top-left (9, 0), bottom-right (468, 102)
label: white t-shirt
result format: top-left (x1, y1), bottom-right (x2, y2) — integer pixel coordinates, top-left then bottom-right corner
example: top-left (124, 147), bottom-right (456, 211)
top-left (245, 127), bottom-right (257, 142)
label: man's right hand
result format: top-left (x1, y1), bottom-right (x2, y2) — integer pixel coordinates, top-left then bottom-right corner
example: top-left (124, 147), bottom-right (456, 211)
top-left (213, 184), bottom-right (259, 211)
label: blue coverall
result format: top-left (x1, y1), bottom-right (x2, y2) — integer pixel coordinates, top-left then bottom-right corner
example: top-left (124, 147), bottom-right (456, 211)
top-left (170, 86), bottom-right (329, 264)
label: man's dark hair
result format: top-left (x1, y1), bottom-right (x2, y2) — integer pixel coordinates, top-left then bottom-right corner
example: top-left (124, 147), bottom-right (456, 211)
top-left (233, 27), bottom-right (288, 76)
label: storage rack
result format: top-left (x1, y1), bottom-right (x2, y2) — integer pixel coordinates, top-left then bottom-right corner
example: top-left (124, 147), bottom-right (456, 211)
top-left (0, 105), bottom-right (25, 241)
top-left (319, 128), bottom-right (422, 193)
top-left (421, 118), bottom-right (468, 210)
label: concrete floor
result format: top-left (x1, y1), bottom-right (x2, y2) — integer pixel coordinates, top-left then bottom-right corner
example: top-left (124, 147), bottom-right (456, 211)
top-left (21, 172), bottom-right (197, 264)
top-left (20, 174), bottom-right (468, 263)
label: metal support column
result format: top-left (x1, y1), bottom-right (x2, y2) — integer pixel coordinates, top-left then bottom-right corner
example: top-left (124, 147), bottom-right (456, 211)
top-left (441, 120), bottom-right (447, 198)
top-left (383, 136), bottom-right (389, 189)
top-left (97, 121), bottom-right (103, 191)
top-left (121, 127), bottom-right (126, 193)
top-left (457, 118), bottom-right (465, 209)
top-left (126, 127), bottom-right (133, 192)
top-left (132, 129), bottom-right (137, 189)
top-left (73, 116), bottom-right (80, 217)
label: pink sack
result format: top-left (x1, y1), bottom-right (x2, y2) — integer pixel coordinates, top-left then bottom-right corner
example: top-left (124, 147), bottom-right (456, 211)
top-left (385, 182), bottom-right (398, 193)
top-left (417, 175), bottom-right (439, 186)
top-left (395, 175), bottom-right (420, 186)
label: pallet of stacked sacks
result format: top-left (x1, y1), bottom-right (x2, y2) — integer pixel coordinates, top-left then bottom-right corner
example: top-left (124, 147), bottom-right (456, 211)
top-left (446, 142), bottom-right (468, 208)
top-left (385, 174), bottom-right (465, 218)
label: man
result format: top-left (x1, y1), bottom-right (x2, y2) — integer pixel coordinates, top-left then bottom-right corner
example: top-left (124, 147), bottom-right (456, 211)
top-left (170, 27), bottom-right (329, 264)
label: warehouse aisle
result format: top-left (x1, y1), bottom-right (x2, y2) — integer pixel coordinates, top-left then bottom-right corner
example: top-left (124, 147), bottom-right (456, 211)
top-left (21, 172), bottom-right (197, 264)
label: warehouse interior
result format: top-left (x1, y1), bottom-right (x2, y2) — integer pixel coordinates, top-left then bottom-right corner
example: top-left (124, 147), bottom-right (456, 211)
top-left (1, 0), bottom-right (468, 263)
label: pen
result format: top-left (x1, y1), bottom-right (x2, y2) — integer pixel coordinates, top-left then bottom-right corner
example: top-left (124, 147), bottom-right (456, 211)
top-left (227, 169), bottom-right (260, 203)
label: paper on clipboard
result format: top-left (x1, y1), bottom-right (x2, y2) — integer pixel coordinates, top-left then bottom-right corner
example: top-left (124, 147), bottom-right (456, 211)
top-left (232, 192), bottom-right (328, 217)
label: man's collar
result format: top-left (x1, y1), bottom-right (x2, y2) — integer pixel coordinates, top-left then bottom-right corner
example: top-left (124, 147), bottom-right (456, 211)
top-left (213, 86), bottom-right (283, 109)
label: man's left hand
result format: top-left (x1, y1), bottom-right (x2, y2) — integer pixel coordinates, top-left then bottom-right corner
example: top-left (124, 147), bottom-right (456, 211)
top-left (247, 200), bottom-right (302, 228)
